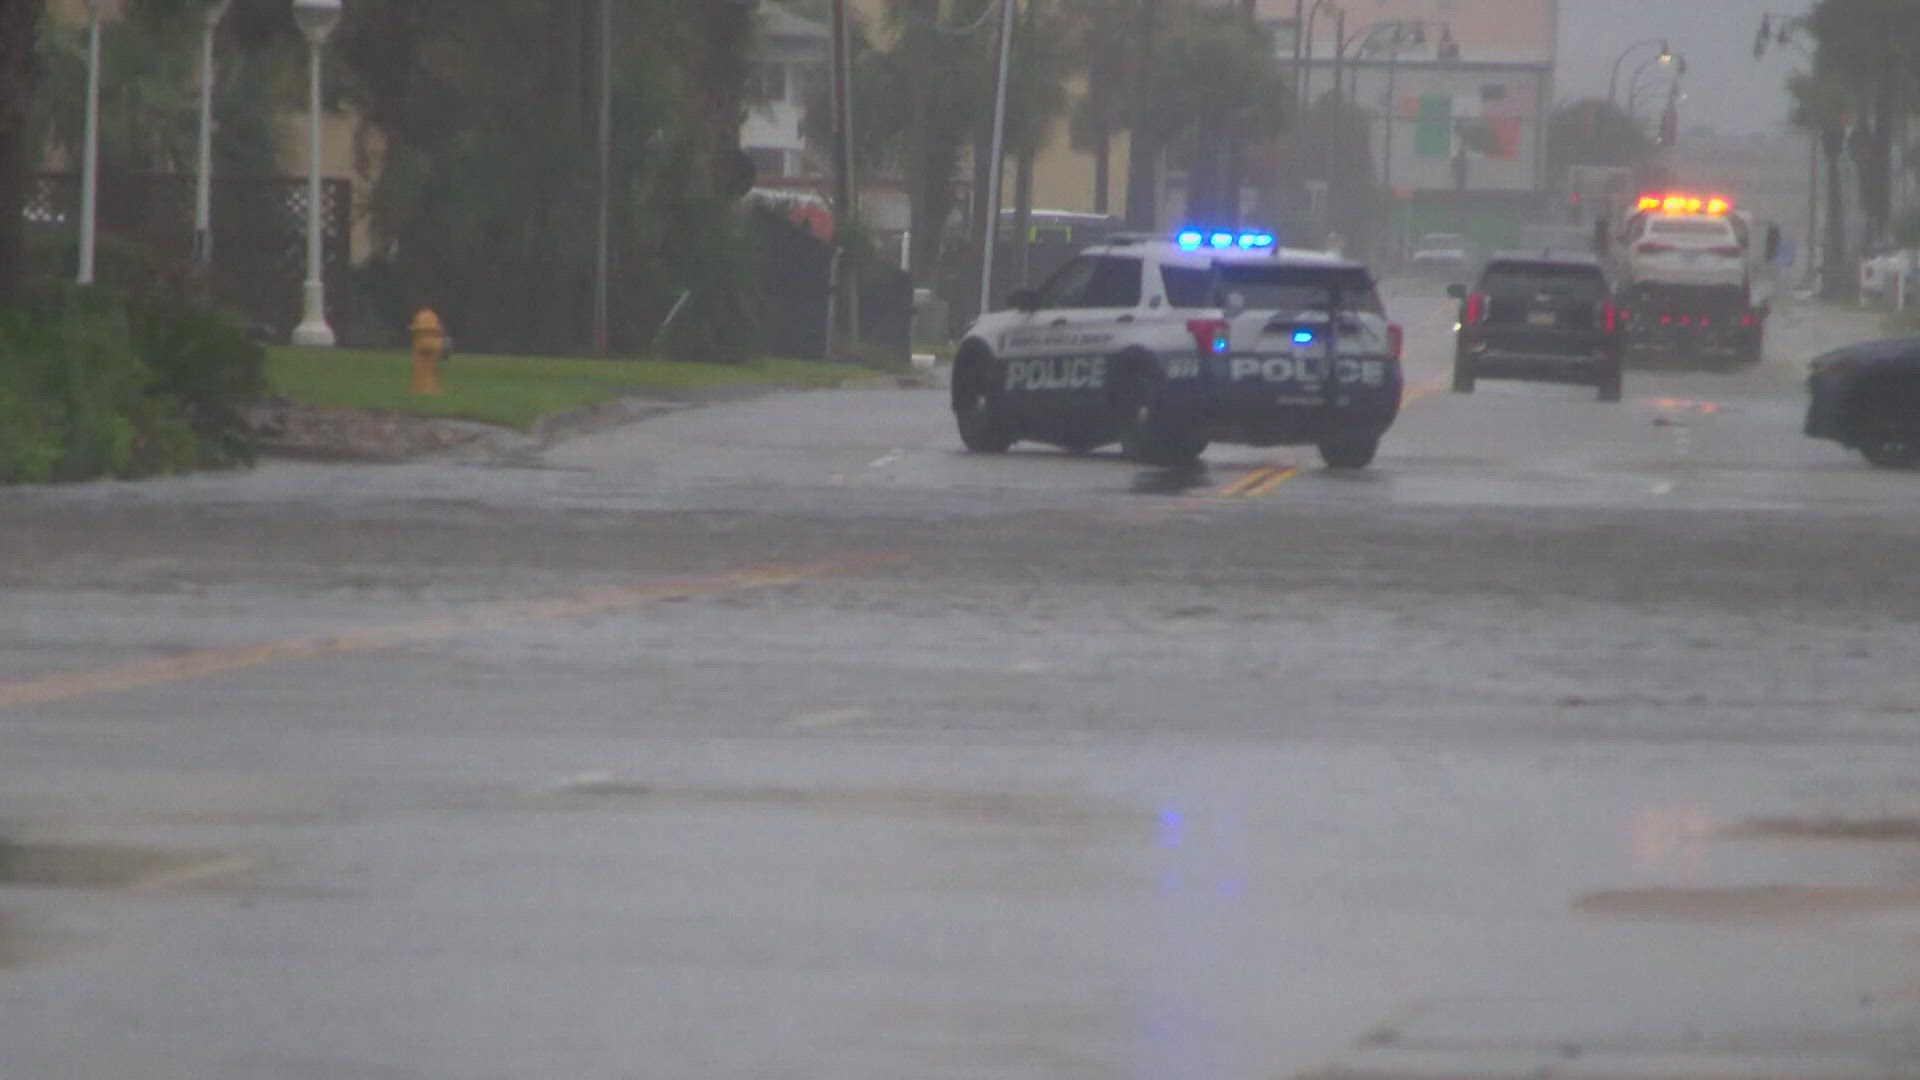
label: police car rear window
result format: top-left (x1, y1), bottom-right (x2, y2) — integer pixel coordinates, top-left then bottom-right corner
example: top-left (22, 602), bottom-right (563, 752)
top-left (1218, 265), bottom-right (1384, 315)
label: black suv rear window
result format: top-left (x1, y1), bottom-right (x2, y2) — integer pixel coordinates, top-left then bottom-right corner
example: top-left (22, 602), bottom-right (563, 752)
top-left (1479, 262), bottom-right (1608, 299)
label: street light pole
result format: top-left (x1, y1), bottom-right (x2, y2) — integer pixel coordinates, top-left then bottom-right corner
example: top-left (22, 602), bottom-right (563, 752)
top-left (193, 0), bottom-right (232, 275)
top-left (1626, 52), bottom-right (1684, 130)
top-left (1606, 38), bottom-right (1670, 108)
top-left (291, 0), bottom-right (342, 348)
top-left (1299, 0), bottom-right (1341, 129)
top-left (978, 0), bottom-right (1016, 315)
top-left (77, 0), bottom-right (102, 285)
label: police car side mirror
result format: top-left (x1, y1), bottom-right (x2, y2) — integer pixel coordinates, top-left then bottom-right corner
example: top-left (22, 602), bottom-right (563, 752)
top-left (1007, 288), bottom-right (1041, 312)
top-left (1446, 283), bottom-right (1467, 299)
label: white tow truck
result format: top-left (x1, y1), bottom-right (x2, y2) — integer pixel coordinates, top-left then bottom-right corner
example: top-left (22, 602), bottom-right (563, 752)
top-left (1607, 192), bottom-right (1780, 366)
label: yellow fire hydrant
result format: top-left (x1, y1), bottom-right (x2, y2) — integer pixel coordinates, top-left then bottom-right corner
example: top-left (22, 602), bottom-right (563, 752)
top-left (409, 308), bottom-right (447, 396)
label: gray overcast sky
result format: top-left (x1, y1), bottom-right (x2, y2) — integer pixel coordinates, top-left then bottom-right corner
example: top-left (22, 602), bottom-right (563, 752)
top-left (1557, 0), bottom-right (1817, 133)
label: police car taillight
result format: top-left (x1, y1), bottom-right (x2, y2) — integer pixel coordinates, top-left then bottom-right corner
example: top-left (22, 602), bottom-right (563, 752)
top-left (1186, 318), bottom-right (1230, 356)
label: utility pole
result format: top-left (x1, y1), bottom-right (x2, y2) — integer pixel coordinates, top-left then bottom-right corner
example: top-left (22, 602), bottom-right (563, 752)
top-left (1012, 0), bottom-right (1037, 290)
top-left (978, 0), bottom-right (1017, 314)
top-left (828, 0), bottom-right (860, 350)
top-left (1291, 0), bottom-right (1305, 130)
top-left (1124, 0), bottom-right (1162, 229)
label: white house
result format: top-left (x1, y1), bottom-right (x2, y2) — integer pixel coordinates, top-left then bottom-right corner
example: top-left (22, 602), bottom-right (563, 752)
top-left (741, 3), bottom-right (831, 186)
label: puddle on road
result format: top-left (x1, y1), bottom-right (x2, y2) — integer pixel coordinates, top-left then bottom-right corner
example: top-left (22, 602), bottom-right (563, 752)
top-left (0, 837), bottom-right (252, 893)
top-left (1721, 817), bottom-right (1920, 843)
top-left (540, 780), bottom-right (1142, 836)
top-left (1575, 884), bottom-right (1920, 922)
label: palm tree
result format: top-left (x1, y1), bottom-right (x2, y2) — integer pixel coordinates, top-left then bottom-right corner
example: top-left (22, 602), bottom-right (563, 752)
top-left (1789, 64), bottom-right (1857, 300)
top-left (1060, 0), bottom-right (1137, 215)
top-left (1804, 0), bottom-right (1920, 246)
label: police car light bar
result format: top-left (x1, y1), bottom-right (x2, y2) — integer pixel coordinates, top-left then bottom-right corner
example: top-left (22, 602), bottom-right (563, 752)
top-left (1636, 193), bottom-right (1732, 216)
top-left (1176, 230), bottom-right (1276, 252)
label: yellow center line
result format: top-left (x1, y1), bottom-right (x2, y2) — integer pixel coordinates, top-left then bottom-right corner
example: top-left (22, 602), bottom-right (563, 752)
top-left (1215, 467), bottom-right (1281, 498)
top-left (1243, 466), bottom-right (1300, 497)
top-left (0, 559), bottom-right (881, 713)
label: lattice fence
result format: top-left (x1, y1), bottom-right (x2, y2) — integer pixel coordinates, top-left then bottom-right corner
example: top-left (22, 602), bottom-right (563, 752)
top-left (26, 173), bottom-right (352, 340)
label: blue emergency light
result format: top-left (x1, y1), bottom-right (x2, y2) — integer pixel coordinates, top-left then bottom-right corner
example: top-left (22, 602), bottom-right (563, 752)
top-left (1176, 230), bottom-right (1277, 252)
top-left (1292, 330), bottom-right (1316, 345)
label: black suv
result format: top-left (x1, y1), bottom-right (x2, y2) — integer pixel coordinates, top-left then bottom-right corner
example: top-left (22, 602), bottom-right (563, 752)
top-left (1449, 254), bottom-right (1624, 402)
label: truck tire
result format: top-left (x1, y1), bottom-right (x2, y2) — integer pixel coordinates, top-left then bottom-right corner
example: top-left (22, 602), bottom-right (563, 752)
top-left (1597, 362), bottom-right (1623, 403)
top-left (952, 346), bottom-right (1015, 453)
top-left (1318, 437), bottom-right (1379, 470)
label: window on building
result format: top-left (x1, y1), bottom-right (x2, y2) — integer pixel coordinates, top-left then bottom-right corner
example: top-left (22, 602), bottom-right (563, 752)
top-left (794, 63), bottom-right (827, 106)
top-left (745, 147), bottom-right (787, 182)
top-left (748, 62), bottom-right (788, 104)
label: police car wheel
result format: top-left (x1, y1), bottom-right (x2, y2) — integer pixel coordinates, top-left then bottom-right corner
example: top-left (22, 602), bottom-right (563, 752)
top-left (953, 349), bottom-right (1015, 453)
top-left (1318, 437), bottom-right (1378, 470)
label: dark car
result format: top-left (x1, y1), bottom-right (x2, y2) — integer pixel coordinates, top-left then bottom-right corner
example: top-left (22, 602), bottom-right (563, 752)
top-left (1449, 254), bottom-right (1624, 402)
top-left (1805, 336), bottom-right (1920, 468)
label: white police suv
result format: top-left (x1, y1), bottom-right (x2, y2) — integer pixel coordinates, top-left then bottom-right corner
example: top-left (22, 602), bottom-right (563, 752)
top-left (951, 230), bottom-right (1404, 469)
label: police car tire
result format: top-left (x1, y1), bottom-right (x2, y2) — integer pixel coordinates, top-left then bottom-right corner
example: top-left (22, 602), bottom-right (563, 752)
top-left (1318, 437), bottom-right (1378, 470)
top-left (954, 348), bottom-right (1015, 453)
top-left (1114, 360), bottom-right (1206, 468)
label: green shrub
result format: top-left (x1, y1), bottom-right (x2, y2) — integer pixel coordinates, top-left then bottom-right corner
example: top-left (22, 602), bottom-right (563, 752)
top-left (127, 291), bottom-right (267, 468)
top-left (0, 294), bottom-right (153, 481)
top-left (0, 280), bottom-right (261, 483)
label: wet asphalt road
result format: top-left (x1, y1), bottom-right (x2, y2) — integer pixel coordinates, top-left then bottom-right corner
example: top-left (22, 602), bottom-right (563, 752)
top-left (4, 284), bottom-right (1920, 1078)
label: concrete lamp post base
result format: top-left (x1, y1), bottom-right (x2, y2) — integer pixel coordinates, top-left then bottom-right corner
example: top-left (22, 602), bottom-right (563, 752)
top-left (292, 282), bottom-right (336, 347)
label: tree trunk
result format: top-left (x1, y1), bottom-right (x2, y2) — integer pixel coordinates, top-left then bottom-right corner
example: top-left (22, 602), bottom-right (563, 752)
top-left (1862, 69), bottom-right (1896, 241)
top-left (905, 0), bottom-right (939, 283)
top-left (1090, 111), bottom-right (1110, 215)
top-left (1123, 0), bottom-right (1159, 229)
top-left (1822, 126), bottom-right (1850, 301)
top-left (693, 0), bottom-right (753, 199)
top-left (0, 0), bottom-right (40, 304)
